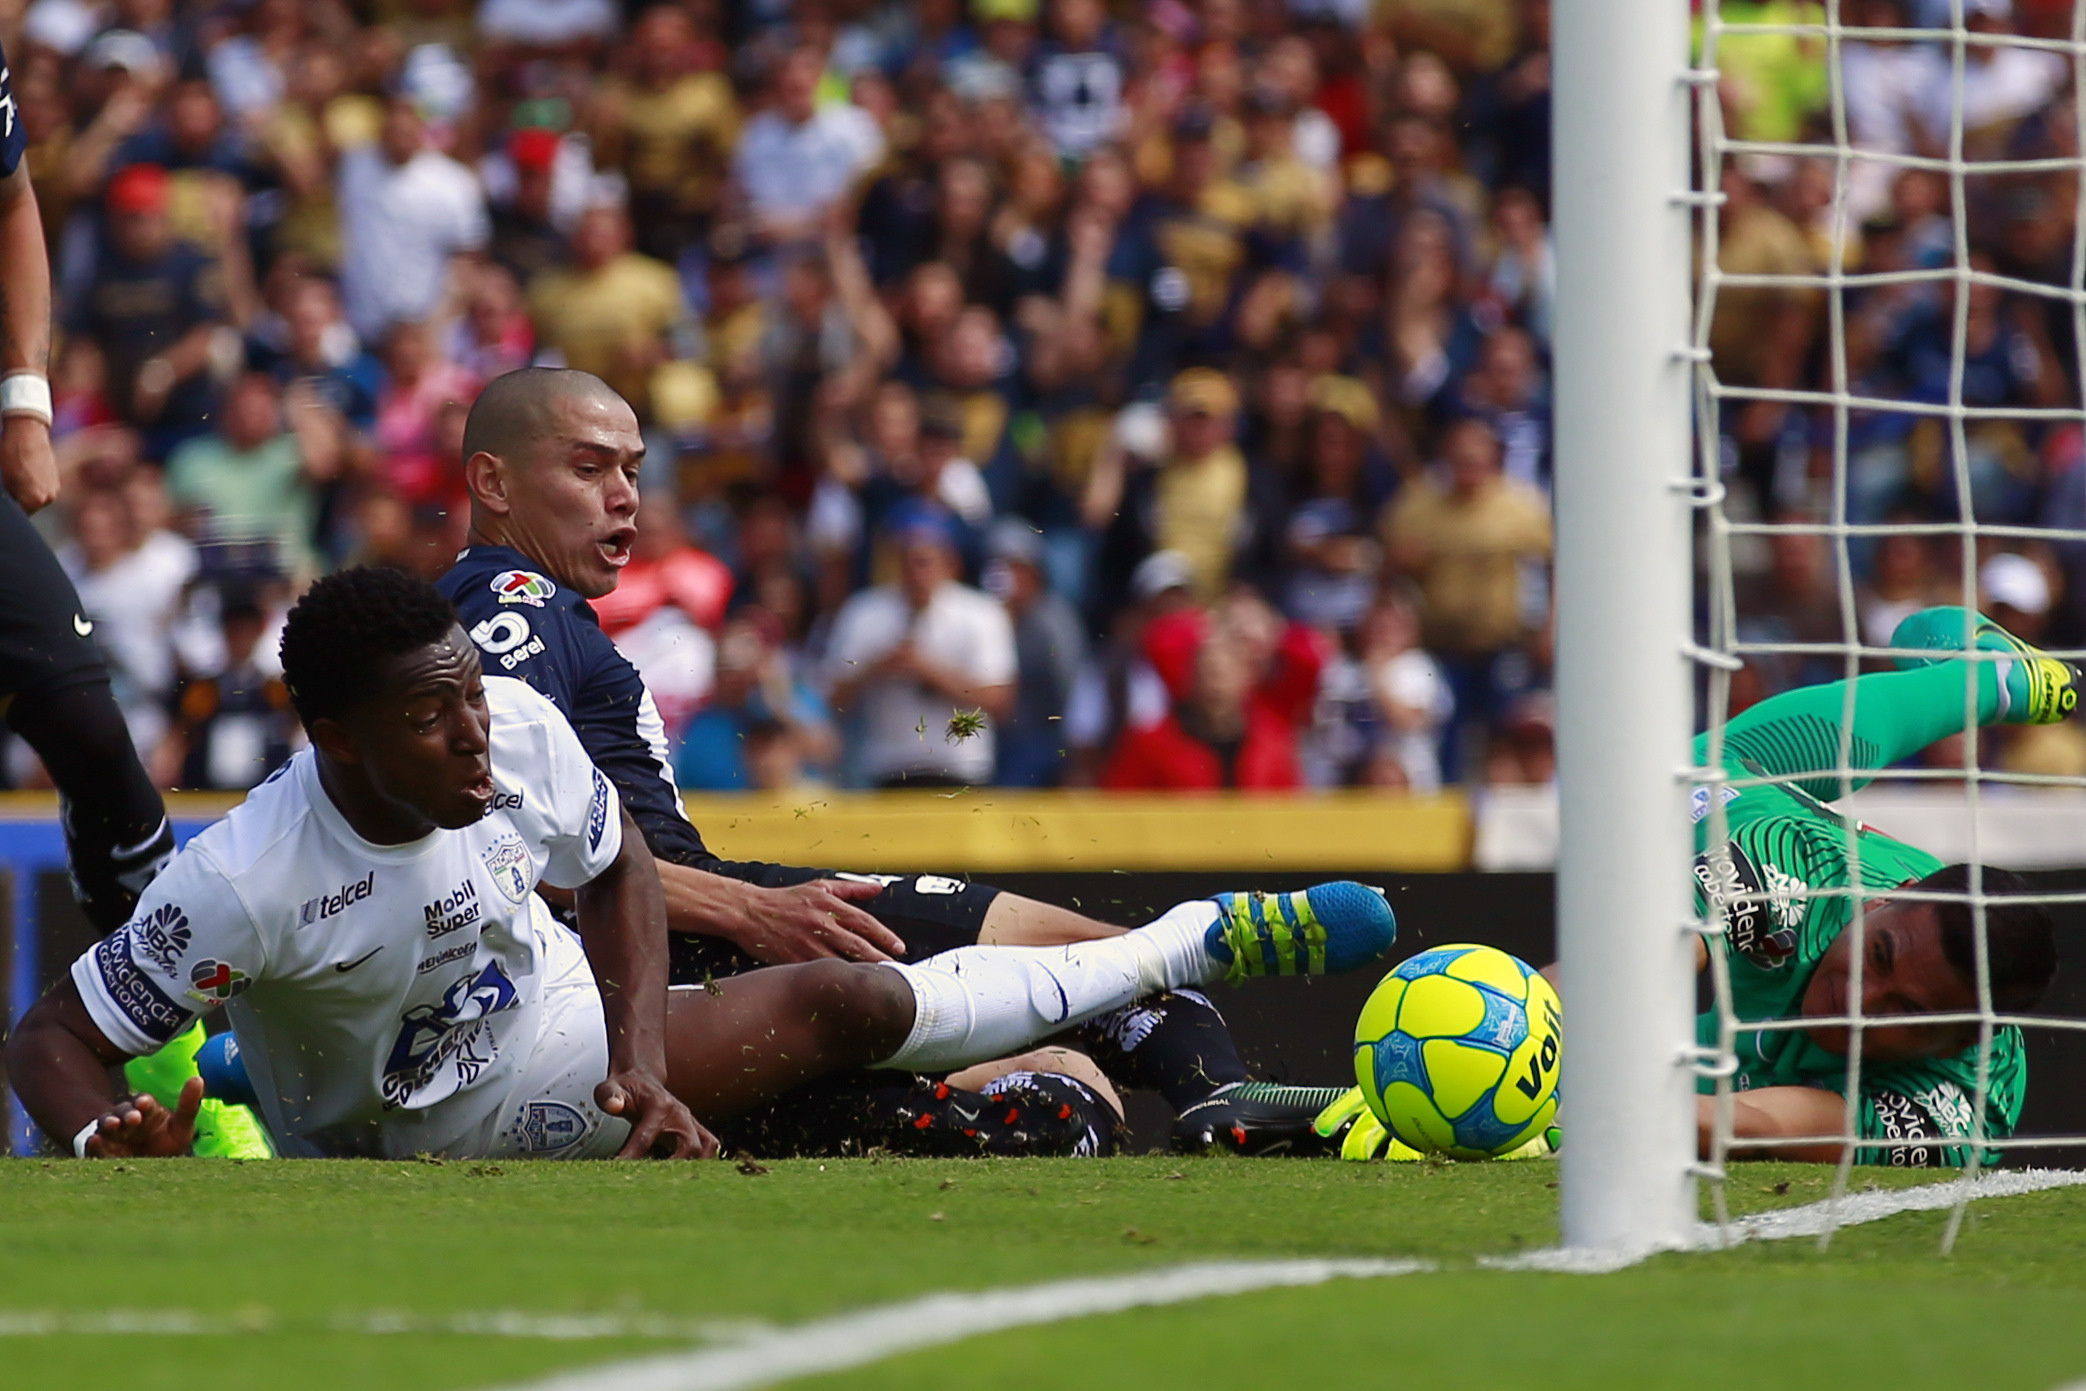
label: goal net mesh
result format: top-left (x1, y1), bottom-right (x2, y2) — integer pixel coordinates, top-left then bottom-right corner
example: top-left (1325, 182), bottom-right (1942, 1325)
top-left (1691, 0), bottom-right (2086, 1248)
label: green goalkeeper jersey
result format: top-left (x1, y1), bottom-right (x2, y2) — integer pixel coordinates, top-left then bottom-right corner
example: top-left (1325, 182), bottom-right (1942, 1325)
top-left (1688, 665), bottom-right (2025, 1167)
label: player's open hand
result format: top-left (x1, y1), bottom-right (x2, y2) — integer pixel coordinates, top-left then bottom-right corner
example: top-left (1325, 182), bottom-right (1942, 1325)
top-left (82, 1076), bottom-right (203, 1158)
top-left (743, 880), bottom-right (906, 965)
top-left (598, 1071), bottom-right (716, 1159)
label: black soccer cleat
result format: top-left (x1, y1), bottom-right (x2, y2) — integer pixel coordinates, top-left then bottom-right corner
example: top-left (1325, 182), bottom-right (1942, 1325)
top-left (890, 1073), bottom-right (1121, 1158)
top-left (1171, 1081), bottom-right (1354, 1157)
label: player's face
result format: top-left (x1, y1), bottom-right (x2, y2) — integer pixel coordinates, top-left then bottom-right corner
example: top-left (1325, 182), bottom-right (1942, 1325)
top-left (1800, 903), bottom-right (1979, 1061)
top-left (510, 393), bottom-right (646, 600)
top-left (347, 628), bottom-right (497, 833)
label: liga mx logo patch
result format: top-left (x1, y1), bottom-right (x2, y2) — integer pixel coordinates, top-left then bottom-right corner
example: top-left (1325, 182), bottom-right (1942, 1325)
top-left (482, 835), bottom-right (532, 904)
top-left (491, 570), bottom-right (556, 607)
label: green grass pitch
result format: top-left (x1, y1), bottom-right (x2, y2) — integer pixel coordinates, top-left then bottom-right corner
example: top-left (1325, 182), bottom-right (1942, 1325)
top-left (5, 1156), bottom-right (2086, 1391)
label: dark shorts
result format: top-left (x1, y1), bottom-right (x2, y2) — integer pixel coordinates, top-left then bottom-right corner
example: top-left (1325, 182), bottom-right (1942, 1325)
top-left (666, 857), bottom-right (1004, 984)
top-left (0, 494), bottom-right (107, 700)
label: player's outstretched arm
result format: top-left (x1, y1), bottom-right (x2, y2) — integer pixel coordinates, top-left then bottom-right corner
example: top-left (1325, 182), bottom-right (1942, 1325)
top-left (0, 160), bottom-right (59, 513)
top-left (1696, 1086), bottom-right (1849, 1164)
top-left (572, 806), bottom-right (717, 1159)
top-left (4, 978), bottom-right (199, 1157)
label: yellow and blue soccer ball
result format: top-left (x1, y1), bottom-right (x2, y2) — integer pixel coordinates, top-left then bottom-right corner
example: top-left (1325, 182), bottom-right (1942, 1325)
top-left (1353, 944), bottom-right (1562, 1160)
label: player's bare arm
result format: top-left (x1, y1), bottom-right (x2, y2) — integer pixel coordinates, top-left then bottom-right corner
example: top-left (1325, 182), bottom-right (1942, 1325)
top-left (0, 158), bottom-right (58, 512)
top-left (4, 977), bottom-right (200, 1158)
top-left (573, 805), bottom-right (717, 1158)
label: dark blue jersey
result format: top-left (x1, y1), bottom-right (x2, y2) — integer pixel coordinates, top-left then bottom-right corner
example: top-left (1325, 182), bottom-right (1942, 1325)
top-left (1, 38), bottom-right (25, 180)
top-left (438, 545), bottom-right (711, 864)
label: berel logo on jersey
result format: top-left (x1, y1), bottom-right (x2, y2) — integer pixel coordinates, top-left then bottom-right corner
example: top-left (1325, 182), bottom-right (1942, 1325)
top-left (491, 570), bottom-right (557, 607)
top-left (301, 871), bottom-right (376, 926)
top-left (133, 903), bottom-right (193, 974)
top-left (187, 958), bottom-right (250, 1005)
top-left (482, 836), bottom-right (532, 904)
top-left (469, 613), bottom-right (546, 670)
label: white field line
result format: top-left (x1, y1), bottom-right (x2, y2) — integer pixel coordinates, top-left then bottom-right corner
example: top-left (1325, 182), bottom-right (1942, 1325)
top-left (1483, 1167), bottom-right (2086, 1273)
top-left (484, 1259), bottom-right (1431, 1391)
top-left (0, 1310), bottom-right (772, 1340)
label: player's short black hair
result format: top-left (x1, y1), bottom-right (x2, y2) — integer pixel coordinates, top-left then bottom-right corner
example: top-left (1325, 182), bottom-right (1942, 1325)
top-left (1916, 864), bottom-right (2057, 1013)
top-left (280, 566), bottom-right (462, 727)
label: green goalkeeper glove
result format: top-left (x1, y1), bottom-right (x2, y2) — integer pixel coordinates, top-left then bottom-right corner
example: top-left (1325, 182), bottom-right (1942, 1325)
top-left (1312, 1086), bottom-right (1561, 1162)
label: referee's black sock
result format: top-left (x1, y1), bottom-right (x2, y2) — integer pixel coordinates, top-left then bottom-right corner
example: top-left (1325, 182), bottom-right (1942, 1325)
top-left (1075, 989), bottom-right (1250, 1114)
top-left (9, 678), bottom-right (172, 932)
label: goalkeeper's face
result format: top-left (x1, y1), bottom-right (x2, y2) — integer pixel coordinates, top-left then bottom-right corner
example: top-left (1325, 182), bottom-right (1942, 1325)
top-left (1800, 903), bottom-right (1978, 1062)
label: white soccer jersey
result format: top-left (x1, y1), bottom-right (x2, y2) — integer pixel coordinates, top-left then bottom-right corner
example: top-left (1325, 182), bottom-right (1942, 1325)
top-left (72, 677), bottom-right (624, 1159)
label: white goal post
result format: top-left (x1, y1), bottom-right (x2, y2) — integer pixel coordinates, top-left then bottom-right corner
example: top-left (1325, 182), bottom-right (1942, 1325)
top-left (1553, 0), bottom-right (1703, 1255)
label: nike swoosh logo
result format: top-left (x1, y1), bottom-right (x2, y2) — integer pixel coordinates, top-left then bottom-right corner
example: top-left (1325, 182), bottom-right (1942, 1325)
top-left (72, 614), bottom-right (93, 636)
top-left (334, 946), bottom-right (383, 973)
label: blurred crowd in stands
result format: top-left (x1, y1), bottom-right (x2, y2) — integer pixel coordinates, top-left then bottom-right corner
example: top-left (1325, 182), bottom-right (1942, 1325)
top-left (2, 0), bottom-right (1568, 794)
top-left (1712, 0), bottom-right (2086, 781)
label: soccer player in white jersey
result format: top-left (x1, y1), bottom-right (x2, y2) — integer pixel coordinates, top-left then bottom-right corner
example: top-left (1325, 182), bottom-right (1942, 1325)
top-left (5, 568), bottom-right (1398, 1160)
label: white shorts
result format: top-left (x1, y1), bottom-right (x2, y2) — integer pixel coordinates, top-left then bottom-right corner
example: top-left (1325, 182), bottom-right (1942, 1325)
top-left (478, 932), bottom-right (633, 1161)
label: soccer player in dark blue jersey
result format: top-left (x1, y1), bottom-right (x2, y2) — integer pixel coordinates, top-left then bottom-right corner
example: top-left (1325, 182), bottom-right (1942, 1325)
top-left (437, 369), bottom-right (1321, 1153)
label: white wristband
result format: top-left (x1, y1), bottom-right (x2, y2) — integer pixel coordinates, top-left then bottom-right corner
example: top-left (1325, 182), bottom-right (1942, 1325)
top-left (0, 373), bottom-right (52, 426)
top-left (72, 1118), bottom-right (100, 1159)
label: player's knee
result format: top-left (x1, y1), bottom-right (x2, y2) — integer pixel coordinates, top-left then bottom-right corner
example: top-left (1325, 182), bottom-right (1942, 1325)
top-left (787, 960), bottom-right (914, 1059)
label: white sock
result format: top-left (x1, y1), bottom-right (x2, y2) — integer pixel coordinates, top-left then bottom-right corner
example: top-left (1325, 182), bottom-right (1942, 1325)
top-left (877, 899), bottom-right (1221, 1072)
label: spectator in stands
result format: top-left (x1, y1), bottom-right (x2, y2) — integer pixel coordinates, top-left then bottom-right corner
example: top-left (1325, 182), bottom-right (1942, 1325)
top-left (986, 520), bottom-right (1086, 787)
top-left (825, 504), bottom-right (1015, 787)
top-left (1102, 609), bottom-right (1303, 792)
top-left (530, 198), bottom-right (690, 419)
top-left (159, 585), bottom-right (299, 791)
top-left (70, 164), bottom-right (229, 461)
top-left (165, 370), bottom-right (339, 578)
top-left (335, 95), bottom-right (488, 343)
top-left (1090, 368), bottom-right (1254, 618)
top-left (591, 6), bottom-right (739, 265)
top-left (733, 45), bottom-right (884, 249)
top-left (1384, 415), bottom-right (1552, 780)
top-left (677, 614), bottom-right (839, 791)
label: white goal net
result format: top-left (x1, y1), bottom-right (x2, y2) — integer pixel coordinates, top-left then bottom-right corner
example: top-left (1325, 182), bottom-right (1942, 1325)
top-left (1687, 0), bottom-right (2086, 1252)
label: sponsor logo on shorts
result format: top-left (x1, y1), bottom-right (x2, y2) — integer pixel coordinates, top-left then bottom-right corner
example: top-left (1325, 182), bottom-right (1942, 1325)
top-left (482, 836), bottom-right (531, 904)
top-left (301, 871), bottom-right (376, 927)
top-left (469, 612), bottom-right (545, 670)
top-left (491, 570), bottom-right (556, 607)
top-left (186, 958), bottom-right (250, 1005)
top-left (91, 934), bottom-right (189, 1045)
top-left (424, 880), bottom-right (482, 939)
top-left (586, 770), bottom-right (610, 852)
top-left (514, 1099), bottom-right (594, 1155)
top-left (132, 902), bottom-right (192, 974)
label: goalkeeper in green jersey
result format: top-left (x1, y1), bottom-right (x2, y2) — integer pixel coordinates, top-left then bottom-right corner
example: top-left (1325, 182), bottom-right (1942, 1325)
top-left (1690, 606), bottom-right (2070, 1167)
top-left (1315, 604), bottom-right (2068, 1166)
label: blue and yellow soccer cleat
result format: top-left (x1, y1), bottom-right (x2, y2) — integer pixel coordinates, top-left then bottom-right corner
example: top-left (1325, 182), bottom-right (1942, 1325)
top-left (1204, 882), bottom-right (1396, 984)
top-left (1891, 606), bottom-right (2078, 725)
